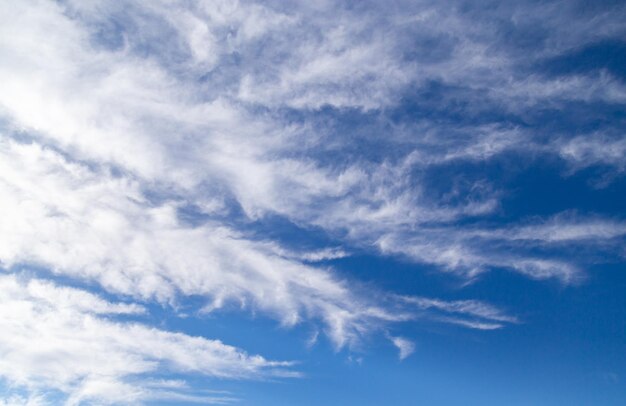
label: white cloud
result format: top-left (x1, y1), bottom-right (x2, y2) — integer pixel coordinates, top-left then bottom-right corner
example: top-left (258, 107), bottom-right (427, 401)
top-left (559, 135), bottom-right (626, 173)
top-left (0, 0), bottom-right (622, 263)
top-left (468, 216), bottom-right (626, 243)
top-left (0, 273), bottom-right (293, 405)
top-left (0, 136), bottom-right (406, 349)
top-left (0, 1), bottom-right (624, 400)
top-left (397, 295), bottom-right (517, 331)
top-left (435, 317), bottom-right (504, 331)
top-left (0, 133), bottom-right (515, 351)
top-left (400, 297), bottom-right (517, 324)
top-left (391, 336), bottom-right (415, 361)
top-left (0, 394), bottom-right (48, 406)
top-left (376, 231), bottom-right (581, 283)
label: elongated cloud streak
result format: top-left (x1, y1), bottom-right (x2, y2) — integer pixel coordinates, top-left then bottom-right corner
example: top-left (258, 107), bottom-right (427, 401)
top-left (0, 273), bottom-right (293, 405)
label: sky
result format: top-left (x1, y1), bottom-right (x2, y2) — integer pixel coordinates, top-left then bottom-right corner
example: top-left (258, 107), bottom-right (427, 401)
top-left (0, 0), bottom-right (625, 405)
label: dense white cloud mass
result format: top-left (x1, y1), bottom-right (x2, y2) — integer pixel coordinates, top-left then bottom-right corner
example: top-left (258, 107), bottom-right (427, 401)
top-left (0, 0), bottom-right (625, 403)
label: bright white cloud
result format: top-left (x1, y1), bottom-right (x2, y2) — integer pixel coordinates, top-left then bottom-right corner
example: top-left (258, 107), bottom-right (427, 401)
top-left (0, 0), bottom-right (624, 401)
top-left (0, 273), bottom-right (293, 405)
top-left (0, 0), bottom-right (622, 286)
top-left (0, 137), bottom-right (407, 349)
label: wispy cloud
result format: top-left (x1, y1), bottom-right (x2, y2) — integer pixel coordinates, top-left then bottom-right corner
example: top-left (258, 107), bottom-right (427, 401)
top-left (0, 273), bottom-right (293, 405)
top-left (390, 336), bottom-right (416, 361)
top-left (398, 296), bottom-right (517, 330)
top-left (0, 0), bottom-right (624, 401)
top-left (0, 137), bottom-right (403, 349)
top-left (466, 215), bottom-right (626, 243)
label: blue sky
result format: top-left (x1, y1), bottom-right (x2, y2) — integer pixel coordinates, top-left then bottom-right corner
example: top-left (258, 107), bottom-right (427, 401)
top-left (0, 0), bottom-right (625, 405)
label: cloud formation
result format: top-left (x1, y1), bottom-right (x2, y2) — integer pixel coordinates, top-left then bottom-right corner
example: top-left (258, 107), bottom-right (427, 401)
top-left (0, 0), bottom-right (624, 403)
top-left (0, 273), bottom-right (293, 405)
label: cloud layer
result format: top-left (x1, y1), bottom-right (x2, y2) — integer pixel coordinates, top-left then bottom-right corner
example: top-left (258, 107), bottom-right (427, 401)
top-left (0, 0), bottom-right (624, 403)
